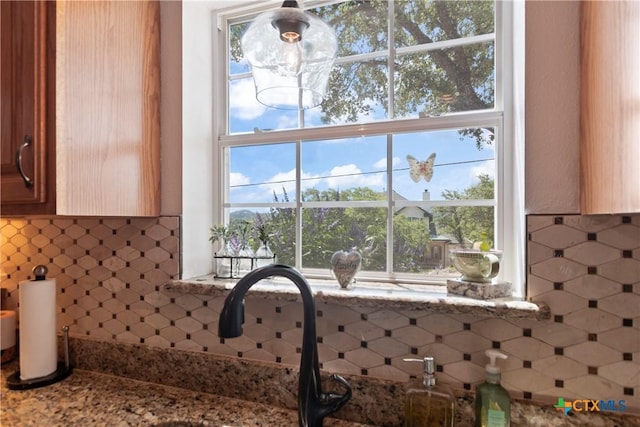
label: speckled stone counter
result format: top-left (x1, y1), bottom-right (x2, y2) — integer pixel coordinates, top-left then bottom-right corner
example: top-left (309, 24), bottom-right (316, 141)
top-left (2, 338), bottom-right (638, 427)
top-left (0, 361), bottom-right (368, 427)
top-left (166, 276), bottom-right (550, 320)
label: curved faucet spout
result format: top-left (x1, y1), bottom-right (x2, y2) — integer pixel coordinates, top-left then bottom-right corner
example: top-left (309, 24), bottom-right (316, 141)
top-left (218, 264), bottom-right (352, 427)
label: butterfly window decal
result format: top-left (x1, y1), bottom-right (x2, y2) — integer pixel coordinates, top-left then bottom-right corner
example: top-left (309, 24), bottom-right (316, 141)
top-left (407, 153), bottom-right (436, 182)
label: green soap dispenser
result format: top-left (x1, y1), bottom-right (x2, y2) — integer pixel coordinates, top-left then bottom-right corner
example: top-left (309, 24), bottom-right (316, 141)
top-left (475, 349), bottom-right (511, 427)
top-left (404, 356), bottom-right (456, 427)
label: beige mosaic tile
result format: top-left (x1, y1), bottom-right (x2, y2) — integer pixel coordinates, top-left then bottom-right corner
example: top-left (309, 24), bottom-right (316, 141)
top-left (598, 224), bottom-right (640, 249)
top-left (526, 275), bottom-right (555, 299)
top-left (417, 313), bottom-right (463, 335)
top-left (599, 361), bottom-right (640, 389)
top-left (444, 330), bottom-right (491, 354)
top-left (599, 293), bottom-right (640, 319)
top-left (539, 290), bottom-right (587, 316)
top-left (531, 223), bottom-right (586, 249)
top-left (532, 355), bottom-right (587, 380)
top-left (502, 367), bottom-right (554, 393)
top-left (1, 214), bottom-right (639, 412)
top-left (565, 341), bottom-right (627, 368)
top-left (562, 215), bottom-right (621, 232)
top-left (563, 375), bottom-right (620, 400)
top-left (564, 241), bottom-right (621, 266)
top-left (564, 274), bottom-right (620, 299)
top-left (392, 324), bottom-right (434, 347)
top-left (445, 360), bottom-right (485, 384)
top-left (599, 328), bottom-right (640, 353)
top-left (501, 336), bottom-right (555, 361)
top-left (368, 336), bottom-right (408, 358)
top-left (529, 257), bottom-right (585, 283)
top-left (472, 318), bottom-right (522, 341)
top-left (563, 308), bottom-right (622, 333)
top-left (599, 258), bottom-right (640, 283)
top-left (527, 215), bottom-right (555, 232)
top-left (345, 348), bottom-right (385, 370)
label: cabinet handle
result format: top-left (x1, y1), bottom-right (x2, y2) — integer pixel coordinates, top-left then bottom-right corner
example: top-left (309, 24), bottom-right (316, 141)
top-left (15, 135), bottom-right (34, 188)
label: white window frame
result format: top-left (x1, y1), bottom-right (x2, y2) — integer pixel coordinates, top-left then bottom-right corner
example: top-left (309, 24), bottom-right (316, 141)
top-left (190, 0), bottom-right (525, 294)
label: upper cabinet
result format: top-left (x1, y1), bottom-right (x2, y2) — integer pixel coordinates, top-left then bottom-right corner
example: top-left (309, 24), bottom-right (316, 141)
top-left (580, 1), bottom-right (640, 214)
top-left (1, 1), bottom-right (55, 215)
top-left (55, 0), bottom-right (161, 216)
top-left (1, 0), bottom-right (160, 217)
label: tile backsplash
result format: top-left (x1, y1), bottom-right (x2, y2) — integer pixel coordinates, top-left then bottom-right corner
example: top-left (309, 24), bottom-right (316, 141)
top-left (0, 214), bottom-right (638, 413)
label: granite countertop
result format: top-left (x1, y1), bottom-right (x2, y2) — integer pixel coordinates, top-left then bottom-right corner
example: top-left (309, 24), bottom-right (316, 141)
top-left (3, 340), bottom-right (639, 427)
top-left (0, 363), bottom-right (369, 427)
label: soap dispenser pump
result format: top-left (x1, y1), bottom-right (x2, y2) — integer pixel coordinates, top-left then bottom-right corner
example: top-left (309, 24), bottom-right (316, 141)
top-left (475, 349), bottom-right (510, 427)
top-left (403, 356), bottom-right (455, 427)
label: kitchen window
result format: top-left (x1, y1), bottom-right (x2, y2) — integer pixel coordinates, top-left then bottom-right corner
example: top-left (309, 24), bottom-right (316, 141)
top-left (209, 0), bottom-right (524, 289)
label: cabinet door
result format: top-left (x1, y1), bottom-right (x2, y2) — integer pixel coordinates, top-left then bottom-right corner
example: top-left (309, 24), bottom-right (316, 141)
top-left (55, 0), bottom-right (160, 216)
top-left (1, 1), bottom-right (53, 214)
top-left (580, 1), bottom-right (640, 214)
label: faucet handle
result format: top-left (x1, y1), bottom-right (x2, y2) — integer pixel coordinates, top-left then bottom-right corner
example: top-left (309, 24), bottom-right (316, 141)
top-left (323, 373), bottom-right (352, 411)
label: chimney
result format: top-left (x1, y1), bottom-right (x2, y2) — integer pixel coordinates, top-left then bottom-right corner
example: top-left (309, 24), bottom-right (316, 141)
top-left (423, 189), bottom-right (430, 201)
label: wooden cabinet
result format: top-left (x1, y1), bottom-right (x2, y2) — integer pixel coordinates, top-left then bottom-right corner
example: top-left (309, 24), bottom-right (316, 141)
top-left (1, 1), bottom-right (56, 215)
top-left (580, 1), bottom-right (640, 214)
top-left (55, 0), bottom-right (160, 216)
top-left (1, 0), bottom-right (160, 217)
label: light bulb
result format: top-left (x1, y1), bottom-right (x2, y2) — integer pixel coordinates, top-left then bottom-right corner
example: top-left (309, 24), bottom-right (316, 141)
top-left (276, 40), bottom-right (304, 77)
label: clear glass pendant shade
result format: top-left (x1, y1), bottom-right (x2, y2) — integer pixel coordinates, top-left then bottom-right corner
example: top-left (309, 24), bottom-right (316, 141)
top-left (241, 3), bottom-right (337, 109)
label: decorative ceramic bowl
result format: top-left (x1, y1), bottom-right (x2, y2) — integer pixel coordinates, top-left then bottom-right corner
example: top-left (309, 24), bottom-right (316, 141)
top-left (449, 249), bottom-right (503, 283)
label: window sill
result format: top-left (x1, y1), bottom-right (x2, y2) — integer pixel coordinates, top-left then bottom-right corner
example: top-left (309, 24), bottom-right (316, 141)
top-left (166, 276), bottom-right (549, 321)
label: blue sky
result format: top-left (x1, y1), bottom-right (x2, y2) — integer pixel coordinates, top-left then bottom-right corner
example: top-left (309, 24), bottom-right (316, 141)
top-left (228, 125), bottom-right (495, 205)
top-left (227, 64), bottom-right (495, 206)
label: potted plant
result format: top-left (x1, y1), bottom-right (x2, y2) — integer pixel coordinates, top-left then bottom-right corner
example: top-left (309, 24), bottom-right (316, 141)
top-left (449, 232), bottom-right (502, 283)
top-left (210, 224), bottom-right (234, 277)
top-left (253, 214), bottom-right (275, 267)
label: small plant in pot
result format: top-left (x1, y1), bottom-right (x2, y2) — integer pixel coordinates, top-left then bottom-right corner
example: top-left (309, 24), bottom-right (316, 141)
top-left (253, 214), bottom-right (275, 267)
top-left (449, 232), bottom-right (502, 283)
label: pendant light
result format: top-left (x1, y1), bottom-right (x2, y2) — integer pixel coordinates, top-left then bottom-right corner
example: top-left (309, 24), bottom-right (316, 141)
top-left (241, 1), bottom-right (338, 109)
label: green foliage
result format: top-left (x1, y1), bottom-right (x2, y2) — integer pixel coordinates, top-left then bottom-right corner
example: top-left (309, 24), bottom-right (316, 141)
top-left (432, 174), bottom-right (494, 248)
top-left (229, 0), bottom-right (495, 147)
top-left (317, 1), bottom-right (495, 147)
top-left (259, 186), bottom-right (434, 272)
top-left (393, 214), bottom-right (433, 272)
top-left (227, 177), bottom-right (494, 273)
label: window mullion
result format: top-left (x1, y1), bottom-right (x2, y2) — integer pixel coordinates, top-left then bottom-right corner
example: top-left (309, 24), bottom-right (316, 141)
top-left (296, 140), bottom-right (302, 270)
top-left (387, 1), bottom-right (396, 275)
top-left (388, 0), bottom-right (396, 120)
top-left (220, 111), bottom-right (503, 146)
top-left (387, 133), bottom-right (394, 275)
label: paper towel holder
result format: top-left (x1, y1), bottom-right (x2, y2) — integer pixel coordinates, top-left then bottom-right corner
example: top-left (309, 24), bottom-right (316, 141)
top-left (7, 325), bottom-right (72, 390)
top-left (7, 265), bottom-right (73, 390)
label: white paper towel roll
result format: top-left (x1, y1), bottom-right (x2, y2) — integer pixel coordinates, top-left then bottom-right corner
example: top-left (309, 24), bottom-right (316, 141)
top-left (1, 310), bottom-right (16, 350)
top-left (19, 278), bottom-right (57, 380)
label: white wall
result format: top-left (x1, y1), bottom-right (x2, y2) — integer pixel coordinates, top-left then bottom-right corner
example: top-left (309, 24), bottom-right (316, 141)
top-left (160, 1), bottom-right (183, 216)
top-left (525, 1), bottom-right (581, 214)
top-left (180, 1), bottom-right (216, 278)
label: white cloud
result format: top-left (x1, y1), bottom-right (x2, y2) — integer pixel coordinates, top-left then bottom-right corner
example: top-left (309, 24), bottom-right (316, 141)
top-left (229, 172), bottom-right (250, 189)
top-left (276, 114), bottom-right (299, 130)
top-left (470, 159), bottom-right (495, 180)
top-left (373, 156), bottom-right (401, 169)
top-left (325, 164), bottom-right (385, 189)
top-left (229, 79), bottom-right (266, 120)
top-left (259, 169), bottom-right (298, 196)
